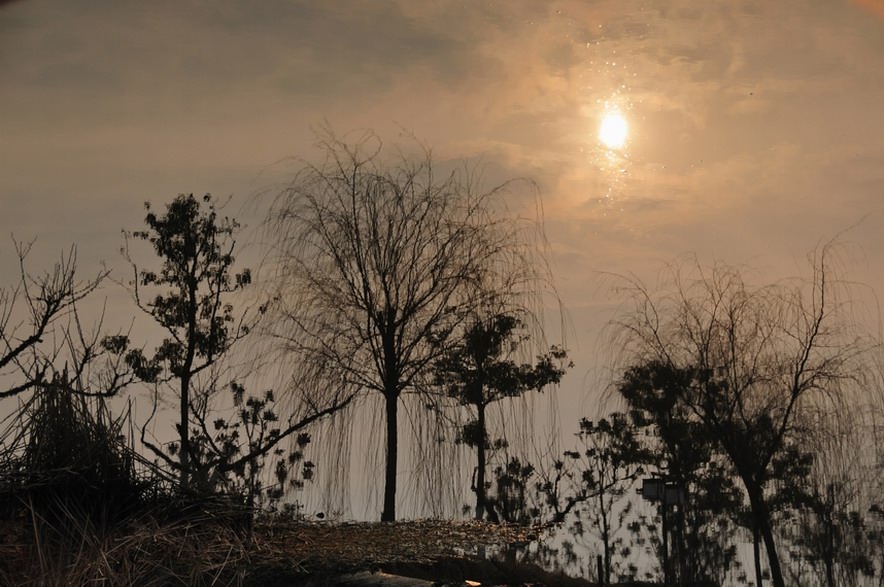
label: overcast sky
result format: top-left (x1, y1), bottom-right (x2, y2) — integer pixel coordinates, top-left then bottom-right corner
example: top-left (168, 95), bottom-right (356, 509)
top-left (2, 0), bottom-right (884, 414)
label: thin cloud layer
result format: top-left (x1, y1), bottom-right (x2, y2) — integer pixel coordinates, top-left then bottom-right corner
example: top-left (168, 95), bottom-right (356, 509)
top-left (1, 0), bottom-right (882, 356)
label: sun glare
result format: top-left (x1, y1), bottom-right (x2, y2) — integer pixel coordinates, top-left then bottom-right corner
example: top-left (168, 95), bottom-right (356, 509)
top-left (599, 112), bottom-right (628, 150)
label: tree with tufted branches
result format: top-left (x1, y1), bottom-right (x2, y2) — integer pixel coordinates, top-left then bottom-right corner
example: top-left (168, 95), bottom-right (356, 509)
top-left (434, 312), bottom-right (568, 522)
top-left (120, 193), bottom-right (253, 490)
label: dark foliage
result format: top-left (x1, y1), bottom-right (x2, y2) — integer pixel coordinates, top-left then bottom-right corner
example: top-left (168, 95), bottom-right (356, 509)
top-left (434, 312), bottom-right (569, 521)
top-left (617, 361), bottom-right (743, 585)
top-left (120, 193), bottom-right (254, 490)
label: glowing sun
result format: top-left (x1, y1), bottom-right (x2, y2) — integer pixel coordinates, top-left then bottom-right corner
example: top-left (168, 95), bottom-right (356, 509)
top-left (599, 112), bottom-right (628, 150)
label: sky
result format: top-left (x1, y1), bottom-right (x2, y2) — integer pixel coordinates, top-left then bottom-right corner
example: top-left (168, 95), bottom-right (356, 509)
top-left (2, 0), bottom-right (884, 492)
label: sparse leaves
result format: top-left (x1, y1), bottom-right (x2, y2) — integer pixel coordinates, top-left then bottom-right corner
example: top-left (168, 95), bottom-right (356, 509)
top-left (186, 382), bottom-right (317, 511)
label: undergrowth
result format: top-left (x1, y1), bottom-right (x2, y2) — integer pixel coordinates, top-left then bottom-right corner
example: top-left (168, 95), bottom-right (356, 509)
top-left (0, 376), bottom-right (258, 585)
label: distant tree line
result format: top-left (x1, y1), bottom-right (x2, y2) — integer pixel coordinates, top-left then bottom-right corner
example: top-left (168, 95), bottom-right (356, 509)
top-left (479, 249), bottom-right (884, 586)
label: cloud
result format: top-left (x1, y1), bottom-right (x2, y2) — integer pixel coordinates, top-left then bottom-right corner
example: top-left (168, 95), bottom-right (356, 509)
top-left (2, 0), bottom-right (883, 294)
top-left (0, 0), bottom-right (500, 129)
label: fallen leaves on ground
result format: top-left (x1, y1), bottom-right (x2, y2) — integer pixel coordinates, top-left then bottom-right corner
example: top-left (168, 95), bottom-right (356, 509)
top-left (250, 517), bottom-right (541, 574)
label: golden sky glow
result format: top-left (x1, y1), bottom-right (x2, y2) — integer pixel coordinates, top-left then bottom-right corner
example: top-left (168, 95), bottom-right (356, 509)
top-left (1, 0), bottom-right (882, 321)
top-left (1, 1), bottom-right (883, 461)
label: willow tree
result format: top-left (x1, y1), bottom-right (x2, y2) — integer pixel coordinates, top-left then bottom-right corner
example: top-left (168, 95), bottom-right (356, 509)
top-left (264, 132), bottom-right (547, 521)
top-left (611, 244), bottom-right (868, 587)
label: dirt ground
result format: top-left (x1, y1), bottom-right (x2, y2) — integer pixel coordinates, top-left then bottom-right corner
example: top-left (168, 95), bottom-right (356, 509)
top-left (0, 515), bottom-right (596, 585)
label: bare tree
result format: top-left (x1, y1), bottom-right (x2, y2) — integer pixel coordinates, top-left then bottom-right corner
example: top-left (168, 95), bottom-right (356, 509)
top-left (1, 240), bottom-right (106, 398)
top-left (262, 131), bottom-right (548, 521)
top-left (610, 242), bottom-right (870, 587)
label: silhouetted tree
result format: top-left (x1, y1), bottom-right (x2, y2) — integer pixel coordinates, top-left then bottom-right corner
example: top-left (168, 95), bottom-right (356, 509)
top-left (1, 241), bottom-right (106, 397)
top-left (119, 194), bottom-right (255, 490)
top-left (114, 193), bottom-right (355, 503)
top-left (485, 456), bottom-right (538, 526)
top-left (611, 243), bottom-right (869, 587)
top-left (778, 410), bottom-right (881, 586)
top-left (186, 383), bottom-right (324, 514)
top-left (263, 131), bottom-right (547, 521)
top-left (434, 312), bottom-right (568, 521)
top-left (617, 362), bottom-right (743, 585)
top-left (560, 414), bottom-right (649, 584)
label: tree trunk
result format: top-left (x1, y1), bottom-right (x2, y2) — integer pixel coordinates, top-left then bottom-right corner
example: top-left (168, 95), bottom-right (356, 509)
top-left (179, 374), bottom-right (190, 490)
top-left (752, 523), bottom-right (763, 587)
top-left (824, 484), bottom-right (836, 587)
top-left (474, 403), bottom-right (487, 520)
top-left (661, 500), bottom-right (669, 587)
top-left (758, 515), bottom-right (783, 587)
top-left (381, 391), bottom-right (399, 522)
top-left (746, 483), bottom-right (784, 587)
top-left (676, 500), bottom-right (686, 586)
top-left (824, 541), bottom-right (836, 587)
top-left (179, 266), bottom-right (198, 492)
top-left (600, 492), bottom-right (611, 585)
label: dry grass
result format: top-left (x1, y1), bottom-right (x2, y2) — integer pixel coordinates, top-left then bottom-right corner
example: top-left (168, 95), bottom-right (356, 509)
top-left (0, 511), bottom-right (246, 585)
top-left (250, 517), bottom-right (537, 571)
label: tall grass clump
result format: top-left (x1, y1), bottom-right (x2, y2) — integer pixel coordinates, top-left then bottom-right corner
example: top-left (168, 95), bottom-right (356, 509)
top-left (0, 373), bottom-right (177, 582)
top-left (0, 374), bottom-right (274, 585)
top-left (10, 375), bottom-right (153, 529)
